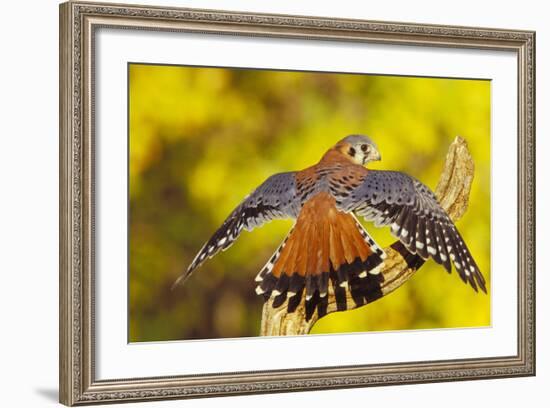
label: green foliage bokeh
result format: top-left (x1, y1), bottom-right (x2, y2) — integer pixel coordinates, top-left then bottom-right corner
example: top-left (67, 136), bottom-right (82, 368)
top-left (129, 64), bottom-right (490, 342)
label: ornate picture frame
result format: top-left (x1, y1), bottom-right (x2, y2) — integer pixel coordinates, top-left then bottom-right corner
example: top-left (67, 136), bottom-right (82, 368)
top-left (59, 1), bottom-right (535, 405)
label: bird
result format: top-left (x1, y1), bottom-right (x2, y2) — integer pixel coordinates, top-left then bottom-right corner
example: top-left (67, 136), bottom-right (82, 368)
top-left (174, 134), bottom-right (487, 320)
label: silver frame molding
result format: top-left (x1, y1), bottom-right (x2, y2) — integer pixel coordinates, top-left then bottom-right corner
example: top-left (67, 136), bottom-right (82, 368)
top-left (59, 1), bottom-right (536, 405)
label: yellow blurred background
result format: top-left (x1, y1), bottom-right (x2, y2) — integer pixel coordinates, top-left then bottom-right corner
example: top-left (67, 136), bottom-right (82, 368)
top-left (129, 63), bottom-right (491, 342)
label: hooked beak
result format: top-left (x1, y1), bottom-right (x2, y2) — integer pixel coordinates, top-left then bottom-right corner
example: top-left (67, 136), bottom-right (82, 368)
top-left (362, 149), bottom-right (381, 165)
top-left (370, 149), bottom-right (381, 162)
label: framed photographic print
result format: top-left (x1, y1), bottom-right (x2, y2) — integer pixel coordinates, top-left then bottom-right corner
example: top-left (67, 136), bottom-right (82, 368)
top-left (59, 1), bottom-right (536, 405)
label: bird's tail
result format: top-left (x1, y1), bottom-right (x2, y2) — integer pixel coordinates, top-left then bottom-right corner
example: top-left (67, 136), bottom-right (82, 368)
top-left (254, 192), bottom-right (386, 320)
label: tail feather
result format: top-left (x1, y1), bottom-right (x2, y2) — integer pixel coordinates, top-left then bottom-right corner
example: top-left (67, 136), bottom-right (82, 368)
top-left (328, 222), bottom-right (345, 271)
top-left (254, 192), bottom-right (386, 320)
top-left (340, 225), bottom-right (356, 265)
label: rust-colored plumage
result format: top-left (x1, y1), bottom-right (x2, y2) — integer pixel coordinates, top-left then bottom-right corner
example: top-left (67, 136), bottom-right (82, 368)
top-left (254, 147), bottom-right (387, 318)
top-left (271, 192), bottom-right (374, 280)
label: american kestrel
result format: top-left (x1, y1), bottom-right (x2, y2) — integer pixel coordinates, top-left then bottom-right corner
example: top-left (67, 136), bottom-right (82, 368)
top-left (175, 135), bottom-right (486, 320)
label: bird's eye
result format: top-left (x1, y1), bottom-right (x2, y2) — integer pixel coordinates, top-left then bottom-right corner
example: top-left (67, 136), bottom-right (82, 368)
top-left (361, 144), bottom-right (369, 152)
top-left (348, 147), bottom-right (356, 156)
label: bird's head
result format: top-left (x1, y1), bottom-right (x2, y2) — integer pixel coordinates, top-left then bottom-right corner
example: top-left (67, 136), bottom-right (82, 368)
top-left (333, 134), bottom-right (381, 166)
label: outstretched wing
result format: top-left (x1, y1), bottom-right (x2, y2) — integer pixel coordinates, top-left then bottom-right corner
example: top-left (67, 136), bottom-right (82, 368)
top-left (337, 170), bottom-right (486, 292)
top-left (173, 172), bottom-right (300, 288)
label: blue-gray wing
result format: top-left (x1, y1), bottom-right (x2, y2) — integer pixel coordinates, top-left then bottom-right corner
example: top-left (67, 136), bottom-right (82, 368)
top-left (174, 172), bottom-right (300, 287)
top-left (338, 170), bottom-right (486, 292)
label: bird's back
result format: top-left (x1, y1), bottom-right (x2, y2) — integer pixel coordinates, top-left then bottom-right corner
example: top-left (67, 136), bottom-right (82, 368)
top-left (294, 151), bottom-right (369, 206)
top-left (254, 157), bottom-right (385, 320)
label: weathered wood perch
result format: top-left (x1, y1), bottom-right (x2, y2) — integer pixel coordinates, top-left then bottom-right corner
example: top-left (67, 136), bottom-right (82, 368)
top-left (260, 136), bottom-right (475, 336)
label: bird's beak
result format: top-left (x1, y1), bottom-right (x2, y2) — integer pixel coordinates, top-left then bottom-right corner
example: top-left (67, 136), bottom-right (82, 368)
top-left (371, 150), bottom-right (381, 162)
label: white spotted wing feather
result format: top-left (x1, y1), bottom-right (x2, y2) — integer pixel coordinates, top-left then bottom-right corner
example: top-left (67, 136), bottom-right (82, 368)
top-left (338, 170), bottom-right (486, 292)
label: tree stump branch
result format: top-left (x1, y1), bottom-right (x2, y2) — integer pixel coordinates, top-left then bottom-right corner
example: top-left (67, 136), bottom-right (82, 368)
top-left (260, 136), bottom-right (475, 336)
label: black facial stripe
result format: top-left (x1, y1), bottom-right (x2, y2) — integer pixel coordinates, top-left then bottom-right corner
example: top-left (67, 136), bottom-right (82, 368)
top-left (348, 147), bottom-right (356, 156)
